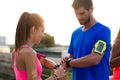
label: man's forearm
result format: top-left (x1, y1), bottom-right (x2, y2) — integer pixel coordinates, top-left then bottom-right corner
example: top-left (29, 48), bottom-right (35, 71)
top-left (69, 53), bottom-right (102, 67)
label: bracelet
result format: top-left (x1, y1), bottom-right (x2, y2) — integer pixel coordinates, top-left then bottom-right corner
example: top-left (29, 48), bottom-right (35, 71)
top-left (52, 74), bottom-right (57, 80)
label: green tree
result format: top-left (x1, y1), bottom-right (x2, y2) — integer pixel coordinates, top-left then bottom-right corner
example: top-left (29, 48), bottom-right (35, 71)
top-left (33, 33), bottom-right (55, 48)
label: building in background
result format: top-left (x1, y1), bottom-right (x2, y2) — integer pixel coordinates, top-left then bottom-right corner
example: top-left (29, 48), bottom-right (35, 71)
top-left (35, 46), bottom-right (69, 64)
top-left (0, 36), bottom-right (6, 45)
top-left (0, 36), bottom-right (10, 53)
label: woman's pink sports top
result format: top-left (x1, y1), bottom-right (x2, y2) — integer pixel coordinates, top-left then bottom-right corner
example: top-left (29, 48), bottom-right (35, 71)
top-left (13, 45), bottom-right (42, 80)
top-left (111, 66), bottom-right (120, 80)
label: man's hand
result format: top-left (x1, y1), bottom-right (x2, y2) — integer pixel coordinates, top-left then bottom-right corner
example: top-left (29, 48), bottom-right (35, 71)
top-left (60, 57), bottom-right (69, 64)
top-left (60, 57), bottom-right (73, 70)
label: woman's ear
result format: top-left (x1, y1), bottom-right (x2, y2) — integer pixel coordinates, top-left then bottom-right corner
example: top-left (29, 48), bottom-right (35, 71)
top-left (31, 26), bottom-right (36, 35)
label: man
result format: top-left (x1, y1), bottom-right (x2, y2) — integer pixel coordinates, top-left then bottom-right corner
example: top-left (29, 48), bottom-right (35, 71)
top-left (61, 0), bottom-right (111, 80)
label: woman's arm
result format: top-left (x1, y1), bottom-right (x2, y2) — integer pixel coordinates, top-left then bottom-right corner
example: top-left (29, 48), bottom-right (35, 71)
top-left (24, 49), bottom-right (38, 80)
top-left (45, 66), bottom-right (65, 80)
top-left (40, 57), bottom-right (57, 69)
top-left (110, 39), bottom-right (120, 69)
top-left (110, 56), bottom-right (120, 68)
top-left (37, 52), bottom-right (57, 69)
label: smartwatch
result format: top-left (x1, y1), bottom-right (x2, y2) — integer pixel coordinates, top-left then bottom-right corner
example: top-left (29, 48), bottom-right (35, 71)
top-left (66, 59), bottom-right (72, 67)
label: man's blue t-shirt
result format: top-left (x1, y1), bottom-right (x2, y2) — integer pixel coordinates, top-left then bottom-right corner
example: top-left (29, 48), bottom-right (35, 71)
top-left (68, 22), bottom-right (111, 80)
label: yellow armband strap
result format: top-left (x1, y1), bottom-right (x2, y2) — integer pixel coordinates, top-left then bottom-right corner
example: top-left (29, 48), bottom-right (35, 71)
top-left (94, 40), bottom-right (106, 55)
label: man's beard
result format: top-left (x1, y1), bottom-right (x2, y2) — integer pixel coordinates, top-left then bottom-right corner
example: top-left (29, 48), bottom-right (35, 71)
top-left (80, 13), bottom-right (90, 25)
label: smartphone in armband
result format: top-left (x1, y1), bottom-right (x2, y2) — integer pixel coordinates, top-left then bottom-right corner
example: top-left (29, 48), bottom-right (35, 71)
top-left (94, 40), bottom-right (106, 55)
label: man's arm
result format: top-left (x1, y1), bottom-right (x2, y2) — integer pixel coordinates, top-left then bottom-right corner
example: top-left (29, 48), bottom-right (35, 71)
top-left (68, 50), bottom-right (104, 67)
top-left (67, 40), bottom-right (106, 68)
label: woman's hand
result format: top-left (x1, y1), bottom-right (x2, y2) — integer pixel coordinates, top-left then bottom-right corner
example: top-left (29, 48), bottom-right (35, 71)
top-left (54, 66), bottom-right (66, 79)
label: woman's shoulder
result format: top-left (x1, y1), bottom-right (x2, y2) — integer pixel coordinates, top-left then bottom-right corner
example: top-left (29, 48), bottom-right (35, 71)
top-left (20, 47), bottom-right (36, 61)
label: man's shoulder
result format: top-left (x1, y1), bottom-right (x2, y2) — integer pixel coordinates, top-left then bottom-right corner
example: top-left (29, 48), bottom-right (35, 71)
top-left (97, 22), bottom-right (110, 29)
top-left (94, 22), bottom-right (111, 33)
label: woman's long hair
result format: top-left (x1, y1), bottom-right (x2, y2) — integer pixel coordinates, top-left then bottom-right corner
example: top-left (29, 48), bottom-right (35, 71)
top-left (15, 12), bottom-right (44, 51)
top-left (114, 28), bottom-right (120, 42)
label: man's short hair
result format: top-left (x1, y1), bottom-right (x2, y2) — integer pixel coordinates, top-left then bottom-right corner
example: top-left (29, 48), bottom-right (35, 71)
top-left (72, 0), bottom-right (93, 10)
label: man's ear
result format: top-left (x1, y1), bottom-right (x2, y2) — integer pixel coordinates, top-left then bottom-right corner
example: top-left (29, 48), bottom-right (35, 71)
top-left (89, 6), bottom-right (93, 13)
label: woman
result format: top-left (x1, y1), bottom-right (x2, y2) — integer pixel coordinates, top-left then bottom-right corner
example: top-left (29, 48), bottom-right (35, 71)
top-left (110, 28), bottom-right (120, 80)
top-left (12, 12), bottom-right (65, 80)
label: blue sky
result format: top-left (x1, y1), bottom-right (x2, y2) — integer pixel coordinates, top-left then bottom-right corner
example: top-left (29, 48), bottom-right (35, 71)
top-left (0, 0), bottom-right (120, 45)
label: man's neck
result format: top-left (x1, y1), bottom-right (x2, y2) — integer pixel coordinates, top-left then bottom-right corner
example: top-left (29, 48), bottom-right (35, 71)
top-left (82, 18), bottom-right (97, 31)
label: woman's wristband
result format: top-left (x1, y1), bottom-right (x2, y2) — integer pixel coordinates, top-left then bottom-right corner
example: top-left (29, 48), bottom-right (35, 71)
top-left (53, 64), bottom-right (60, 69)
